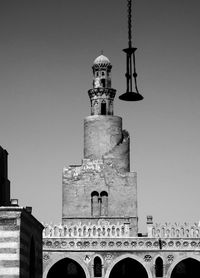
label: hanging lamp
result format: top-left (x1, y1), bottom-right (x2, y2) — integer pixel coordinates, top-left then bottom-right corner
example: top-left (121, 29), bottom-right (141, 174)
top-left (119, 0), bottom-right (143, 101)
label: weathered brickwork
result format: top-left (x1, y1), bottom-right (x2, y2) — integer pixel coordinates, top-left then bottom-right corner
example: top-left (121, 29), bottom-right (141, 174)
top-left (62, 159), bottom-right (137, 233)
top-left (0, 207), bottom-right (43, 278)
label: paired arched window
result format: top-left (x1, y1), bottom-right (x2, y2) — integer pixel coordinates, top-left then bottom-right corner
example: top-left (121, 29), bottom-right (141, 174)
top-left (155, 257), bottom-right (163, 277)
top-left (94, 257), bottom-right (102, 277)
top-left (91, 191), bottom-right (108, 217)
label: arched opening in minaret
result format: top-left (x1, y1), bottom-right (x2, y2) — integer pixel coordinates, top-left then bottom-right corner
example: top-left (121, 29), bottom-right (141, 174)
top-left (100, 191), bottom-right (108, 216)
top-left (29, 237), bottom-right (35, 278)
top-left (94, 256), bottom-right (102, 277)
top-left (171, 258), bottom-right (200, 278)
top-left (101, 101), bottom-right (106, 115)
top-left (101, 78), bottom-right (106, 88)
top-left (155, 257), bottom-right (163, 277)
top-left (91, 191), bottom-right (100, 216)
top-left (47, 258), bottom-right (86, 278)
top-left (109, 258), bottom-right (148, 278)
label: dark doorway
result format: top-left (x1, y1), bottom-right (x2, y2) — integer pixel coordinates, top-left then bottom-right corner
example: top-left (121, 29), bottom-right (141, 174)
top-left (109, 258), bottom-right (148, 278)
top-left (94, 256), bottom-right (102, 277)
top-left (171, 258), bottom-right (200, 278)
top-left (155, 257), bottom-right (163, 277)
top-left (101, 101), bottom-right (106, 115)
top-left (47, 258), bottom-right (86, 278)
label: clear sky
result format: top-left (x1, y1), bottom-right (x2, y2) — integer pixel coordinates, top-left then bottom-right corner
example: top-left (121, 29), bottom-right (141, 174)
top-left (0, 0), bottom-right (200, 231)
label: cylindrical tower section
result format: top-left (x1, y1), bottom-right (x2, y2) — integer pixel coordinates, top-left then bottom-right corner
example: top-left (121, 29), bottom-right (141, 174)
top-left (84, 115), bottom-right (123, 159)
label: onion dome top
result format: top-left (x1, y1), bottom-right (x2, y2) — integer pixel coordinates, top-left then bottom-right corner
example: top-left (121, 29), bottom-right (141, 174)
top-left (93, 55), bottom-right (111, 67)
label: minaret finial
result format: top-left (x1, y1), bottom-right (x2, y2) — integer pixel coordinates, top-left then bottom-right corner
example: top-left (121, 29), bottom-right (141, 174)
top-left (119, 0), bottom-right (143, 101)
top-left (101, 50), bottom-right (104, 55)
top-left (88, 55), bottom-right (116, 116)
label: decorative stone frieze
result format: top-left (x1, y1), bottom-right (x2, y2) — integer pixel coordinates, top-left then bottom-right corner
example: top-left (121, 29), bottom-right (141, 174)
top-left (43, 236), bottom-right (200, 252)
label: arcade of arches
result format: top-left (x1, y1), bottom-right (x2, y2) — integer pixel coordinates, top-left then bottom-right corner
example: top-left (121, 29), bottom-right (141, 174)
top-left (46, 256), bottom-right (200, 278)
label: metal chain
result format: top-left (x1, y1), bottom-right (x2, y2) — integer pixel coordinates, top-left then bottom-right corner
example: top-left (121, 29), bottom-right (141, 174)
top-left (128, 0), bottom-right (132, 47)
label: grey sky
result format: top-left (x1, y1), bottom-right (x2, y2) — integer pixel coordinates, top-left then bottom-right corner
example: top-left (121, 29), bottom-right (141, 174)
top-left (0, 0), bottom-right (200, 231)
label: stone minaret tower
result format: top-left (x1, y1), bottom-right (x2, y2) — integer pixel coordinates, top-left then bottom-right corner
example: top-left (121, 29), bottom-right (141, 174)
top-left (62, 55), bottom-right (138, 235)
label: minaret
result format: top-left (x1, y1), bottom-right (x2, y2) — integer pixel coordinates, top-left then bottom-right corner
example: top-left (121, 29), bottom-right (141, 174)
top-left (62, 54), bottom-right (138, 235)
top-left (84, 55), bottom-right (130, 171)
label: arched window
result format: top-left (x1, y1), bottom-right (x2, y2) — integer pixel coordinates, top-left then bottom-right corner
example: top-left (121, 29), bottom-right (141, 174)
top-left (100, 191), bottom-right (108, 216)
top-left (91, 191), bottom-right (100, 217)
top-left (94, 257), bottom-right (102, 277)
top-left (155, 257), bottom-right (163, 277)
top-left (29, 237), bottom-right (35, 278)
top-left (101, 101), bottom-right (106, 115)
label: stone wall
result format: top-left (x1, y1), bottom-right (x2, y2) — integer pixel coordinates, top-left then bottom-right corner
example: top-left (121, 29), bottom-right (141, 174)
top-left (84, 115), bottom-right (122, 159)
top-left (0, 207), bottom-right (43, 278)
top-left (62, 159), bottom-right (138, 236)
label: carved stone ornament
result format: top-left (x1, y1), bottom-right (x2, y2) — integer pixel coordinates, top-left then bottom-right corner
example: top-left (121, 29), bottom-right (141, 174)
top-left (105, 253), bottom-right (113, 261)
top-left (43, 253), bottom-right (50, 261)
top-left (144, 255), bottom-right (152, 262)
top-left (100, 241), bottom-right (107, 247)
top-left (108, 241), bottom-right (114, 247)
top-left (84, 255), bottom-right (91, 264)
top-left (97, 219), bottom-right (110, 226)
top-left (167, 255), bottom-right (174, 263)
top-left (145, 241), bottom-right (152, 247)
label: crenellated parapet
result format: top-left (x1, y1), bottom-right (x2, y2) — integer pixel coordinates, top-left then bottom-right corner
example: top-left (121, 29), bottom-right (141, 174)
top-left (43, 220), bottom-right (130, 238)
top-left (147, 221), bottom-right (200, 238)
top-left (43, 220), bottom-right (200, 254)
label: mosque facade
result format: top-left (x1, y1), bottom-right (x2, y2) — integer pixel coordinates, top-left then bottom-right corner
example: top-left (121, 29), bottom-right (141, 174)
top-left (0, 55), bottom-right (200, 278)
top-left (42, 55), bottom-right (200, 278)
